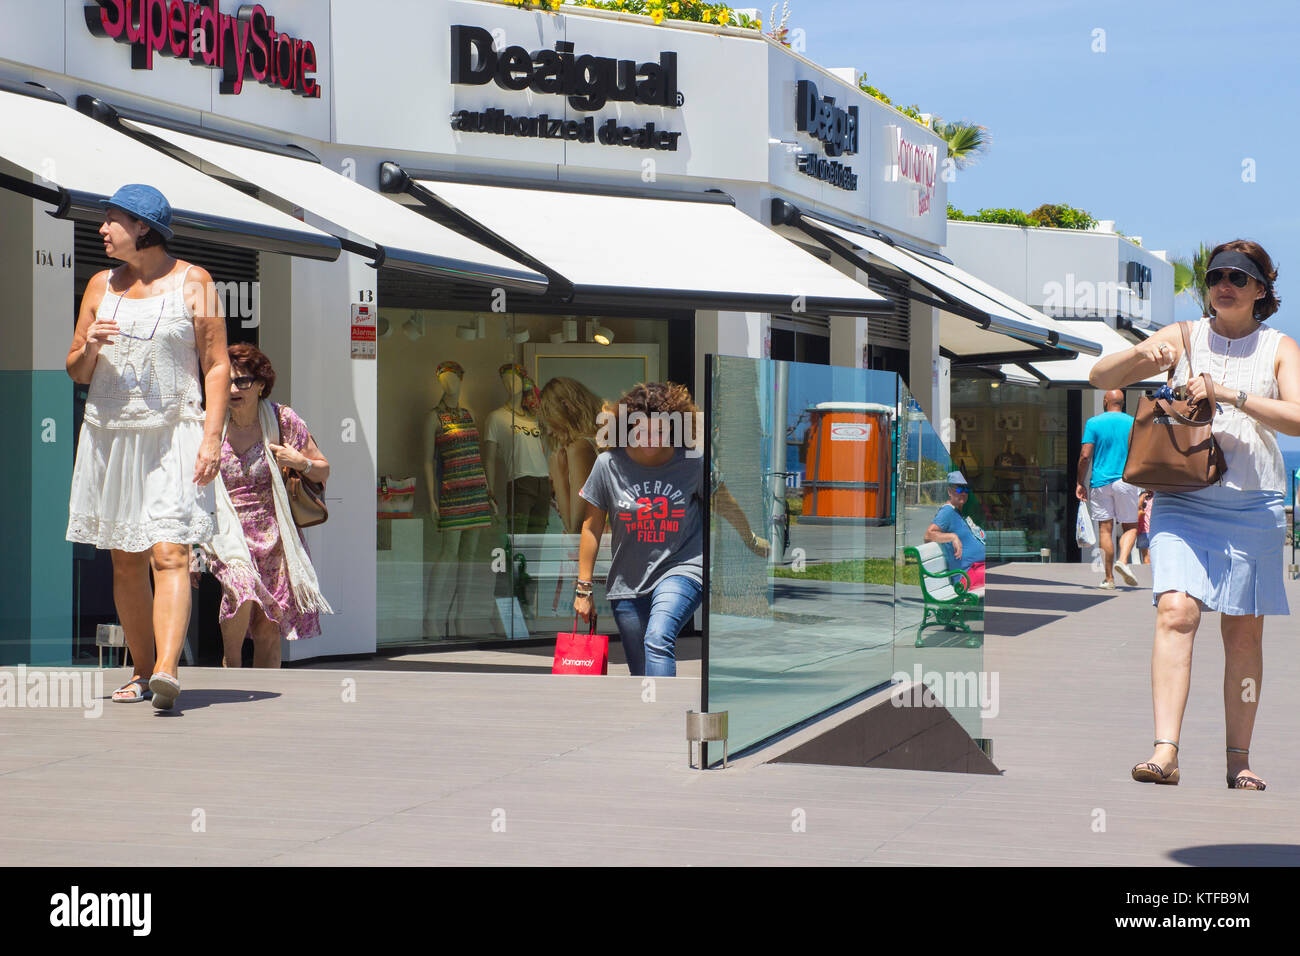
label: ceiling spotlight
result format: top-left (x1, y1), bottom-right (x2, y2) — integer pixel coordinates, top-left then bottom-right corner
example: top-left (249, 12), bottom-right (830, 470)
top-left (549, 330), bottom-right (566, 344)
top-left (403, 315), bottom-right (424, 341)
top-left (456, 324), bottom-right (477, 340)
top-left (511, 328), bottom-right (530, 344)
top-left (563, 317), bottom-right (578, 342)
top-left (377, 317), bottom-right (391, 339)
top-left (592, 323), bottom-right (614, 346)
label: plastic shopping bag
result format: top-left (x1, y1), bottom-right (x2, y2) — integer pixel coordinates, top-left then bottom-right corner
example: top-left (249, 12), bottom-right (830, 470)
top-left (1076, 500), bottom-right (1097, 548)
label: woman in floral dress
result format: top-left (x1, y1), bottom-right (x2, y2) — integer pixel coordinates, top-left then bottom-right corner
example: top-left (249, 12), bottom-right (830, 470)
top-left (204, 343), bottom-right (331, 667)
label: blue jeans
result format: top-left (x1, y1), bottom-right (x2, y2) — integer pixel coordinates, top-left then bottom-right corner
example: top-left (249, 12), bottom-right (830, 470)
top-left (609, 574), bottom-right (703, 677)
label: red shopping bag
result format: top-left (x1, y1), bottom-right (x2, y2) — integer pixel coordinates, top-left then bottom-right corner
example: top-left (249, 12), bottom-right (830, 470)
top-left (552, 612), bottom-right (609, 675)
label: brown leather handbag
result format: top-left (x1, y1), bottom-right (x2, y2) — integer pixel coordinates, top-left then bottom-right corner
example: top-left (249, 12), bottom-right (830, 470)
top-left (276, 403), bottom-right (328, 527)
top-left (1122, 321), bottom-right (1226, 493)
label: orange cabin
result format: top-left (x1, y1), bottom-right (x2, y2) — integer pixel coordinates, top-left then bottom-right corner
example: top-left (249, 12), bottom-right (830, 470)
top-left (800, 402), bottom-right (894, 524)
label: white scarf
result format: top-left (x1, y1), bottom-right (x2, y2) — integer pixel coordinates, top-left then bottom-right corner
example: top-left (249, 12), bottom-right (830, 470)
top-left (205, 400), bottom-right (333, 617)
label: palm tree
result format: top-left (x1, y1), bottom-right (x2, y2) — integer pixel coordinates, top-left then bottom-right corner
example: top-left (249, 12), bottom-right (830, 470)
top-left (1172, 242), bottom-right (1214, 317)
top-left (929, 118), bottom-right (990, 170)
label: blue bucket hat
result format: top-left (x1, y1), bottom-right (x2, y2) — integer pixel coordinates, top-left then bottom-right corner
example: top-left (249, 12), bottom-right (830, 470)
top-left (103, 184), bottom-right (174, 241)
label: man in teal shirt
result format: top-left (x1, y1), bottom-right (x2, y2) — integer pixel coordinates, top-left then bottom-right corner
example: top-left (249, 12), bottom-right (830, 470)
top-left (1076, 389), bottom-right (1140, 589)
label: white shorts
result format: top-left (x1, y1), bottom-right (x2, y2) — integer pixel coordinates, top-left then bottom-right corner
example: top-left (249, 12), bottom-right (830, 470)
top-left (1089, 479), bottom-right (1141, 524)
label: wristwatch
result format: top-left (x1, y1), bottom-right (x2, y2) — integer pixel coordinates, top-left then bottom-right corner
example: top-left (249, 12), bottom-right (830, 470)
top-left (1235, 390), bottom-right (1248, 410)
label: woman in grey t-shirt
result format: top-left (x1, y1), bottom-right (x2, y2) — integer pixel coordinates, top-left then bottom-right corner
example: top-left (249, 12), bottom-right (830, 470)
top-left (575, 382), bottom-right (768, 676)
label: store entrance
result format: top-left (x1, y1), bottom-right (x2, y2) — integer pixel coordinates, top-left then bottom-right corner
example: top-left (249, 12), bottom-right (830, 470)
top-left (373, 279), bottom-right (695, 647)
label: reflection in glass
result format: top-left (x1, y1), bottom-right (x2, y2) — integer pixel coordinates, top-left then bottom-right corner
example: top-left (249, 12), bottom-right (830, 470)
top-left (895, 381), bottom-right (985, 740)
top-left (707, 357), bottom-right (901, 757)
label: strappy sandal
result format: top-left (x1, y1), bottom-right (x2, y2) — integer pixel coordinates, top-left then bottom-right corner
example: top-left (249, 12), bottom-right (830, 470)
top-left (1226, 747), bottom-right (1266, 791)
top-left (111, 677), bottom-right (152, 703)
top-left (148, 672), bottom-right (180, 711)
top-left (1132, 738), bottom-right (1180, 785)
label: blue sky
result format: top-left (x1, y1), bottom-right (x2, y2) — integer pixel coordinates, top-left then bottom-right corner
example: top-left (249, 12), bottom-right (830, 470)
top-left (795, 0), bottom-right (1300, 443)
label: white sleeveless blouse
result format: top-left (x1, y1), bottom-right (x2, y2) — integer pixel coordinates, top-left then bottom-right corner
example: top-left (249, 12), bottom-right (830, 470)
top-left (83, 266), bottom-right (205, 429)
top-left (1170, 318), bottom-right (1286, 493)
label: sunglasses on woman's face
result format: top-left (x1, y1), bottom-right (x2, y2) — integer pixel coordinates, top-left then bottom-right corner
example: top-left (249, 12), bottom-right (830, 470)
top-left (232, 375), bottom-right (257, 390)
top-left (1206, 269), bottom-right (1251, 289)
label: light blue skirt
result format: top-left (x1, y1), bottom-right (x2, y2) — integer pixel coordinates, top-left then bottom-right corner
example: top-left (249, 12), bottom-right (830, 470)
top-left (1149, 485), bottom-right (1288, 616)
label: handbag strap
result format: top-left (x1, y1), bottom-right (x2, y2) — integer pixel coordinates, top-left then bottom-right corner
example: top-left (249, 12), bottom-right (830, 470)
top-left (1177, 320), bottom-right (1196, 380)
top-left (571, 610), bottom-right (598, 635)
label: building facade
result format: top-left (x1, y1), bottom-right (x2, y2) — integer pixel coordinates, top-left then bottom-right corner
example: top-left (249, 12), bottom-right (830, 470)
top-left (0, 0), bottom-right (1101, 664)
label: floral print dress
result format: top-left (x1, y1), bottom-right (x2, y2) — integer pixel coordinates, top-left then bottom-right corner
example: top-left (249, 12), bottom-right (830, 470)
top-left (210, 403), bottom-right (320, 640)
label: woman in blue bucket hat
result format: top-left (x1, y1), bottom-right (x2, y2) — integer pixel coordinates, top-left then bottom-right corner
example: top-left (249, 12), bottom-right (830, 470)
top-left (65, 184), bottom-right (230, 710)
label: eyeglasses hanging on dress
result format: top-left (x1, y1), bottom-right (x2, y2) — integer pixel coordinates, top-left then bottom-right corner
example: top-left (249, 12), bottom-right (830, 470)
top-left (109, 293), bottom-right (165, 394)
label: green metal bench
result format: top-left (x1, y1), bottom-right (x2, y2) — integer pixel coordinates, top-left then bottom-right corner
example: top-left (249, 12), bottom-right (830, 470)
top-left (905, 541), bottom-right (984, 648)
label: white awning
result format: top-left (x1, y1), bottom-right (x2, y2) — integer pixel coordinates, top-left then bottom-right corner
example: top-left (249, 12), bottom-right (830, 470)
top-left (799, 217), bottom-right (1102, 360)
top-left (1016, 319), bottom-right (1161, 387)
top-left (906, 245), bottom-right (1106, 358)
top-left (120, 118), bottom-right (547, 292)
top-left (995, 364), bottom-right (1044, 386)
top-left (0, 85), bottom-right (338, 259)
top-left (407, 178), bottom-right (888, 314)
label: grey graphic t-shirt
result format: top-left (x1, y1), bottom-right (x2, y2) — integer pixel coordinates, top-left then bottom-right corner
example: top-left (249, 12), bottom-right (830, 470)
top-left (579, 448), bottom-right (705, 600)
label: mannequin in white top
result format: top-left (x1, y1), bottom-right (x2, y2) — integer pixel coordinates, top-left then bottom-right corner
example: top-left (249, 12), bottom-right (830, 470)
top-left (484, 367), bottom-right (551, 536)
top-left (421, 366), bottom-right (492, 638)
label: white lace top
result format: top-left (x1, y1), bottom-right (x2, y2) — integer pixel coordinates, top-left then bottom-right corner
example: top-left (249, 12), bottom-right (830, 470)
top-left (1170, 318), bottom-right (1286, 493)
top-left (83, 266), bottom-right (206, 430)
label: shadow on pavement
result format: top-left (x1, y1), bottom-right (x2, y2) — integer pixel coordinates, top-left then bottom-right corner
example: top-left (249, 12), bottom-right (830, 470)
top-left (1169, 844), bottom-right (1300, 866)
top-left (988, 591), bottom-right (1120, 612)
top-left (986, 573), bottom-right (1095, 588)
top-left (139, 689), bottom-right (281, 714)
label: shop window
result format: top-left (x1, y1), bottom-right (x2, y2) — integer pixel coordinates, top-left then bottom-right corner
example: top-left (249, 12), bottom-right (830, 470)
top-left (949, 378), bottom-right (1070, 563)
top-left (376, 310), bottom-right (693, 646)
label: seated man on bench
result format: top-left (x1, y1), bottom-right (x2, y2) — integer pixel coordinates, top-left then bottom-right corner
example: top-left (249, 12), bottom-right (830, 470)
top-left (924, 470), bottom-right (987, 590)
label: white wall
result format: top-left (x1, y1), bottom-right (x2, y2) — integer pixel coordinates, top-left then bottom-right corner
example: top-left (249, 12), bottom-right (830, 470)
top-left (282, 240), bottom-right (378, 661)
top-left (946, 220), bottom-right (1174, 328)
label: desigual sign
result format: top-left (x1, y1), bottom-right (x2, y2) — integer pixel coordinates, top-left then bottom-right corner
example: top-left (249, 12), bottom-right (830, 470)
top-left (84, 0), bottom-right (321, 97)
top-left (794, 79), bottom-right (859, 191)
top-left (449, 25), bottom-right (684, 152)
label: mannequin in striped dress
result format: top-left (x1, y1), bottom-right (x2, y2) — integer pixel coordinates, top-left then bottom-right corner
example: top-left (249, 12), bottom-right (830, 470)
top-left (422, 362), bottom-right (493, 638)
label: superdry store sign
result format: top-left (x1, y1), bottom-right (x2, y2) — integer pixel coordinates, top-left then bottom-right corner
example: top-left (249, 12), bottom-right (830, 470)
top-left (794, 79), bottom-right (858, 191)
top-left (449, 25), bottom-right (683, 151)
top-left (84, 1), bottom-right (321, 97)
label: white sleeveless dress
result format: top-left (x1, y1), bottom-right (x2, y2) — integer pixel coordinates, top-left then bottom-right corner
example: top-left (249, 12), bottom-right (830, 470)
top-left (66, 266), bottom-right (216, 552)
top-left (1149, 318), bottom-right (1288, 615)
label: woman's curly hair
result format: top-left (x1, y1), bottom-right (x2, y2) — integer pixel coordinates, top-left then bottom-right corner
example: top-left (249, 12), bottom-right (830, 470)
top-left (228, 342), bottom-right (277, 399)
top-left (604, 381), bottom-right (701, 451)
